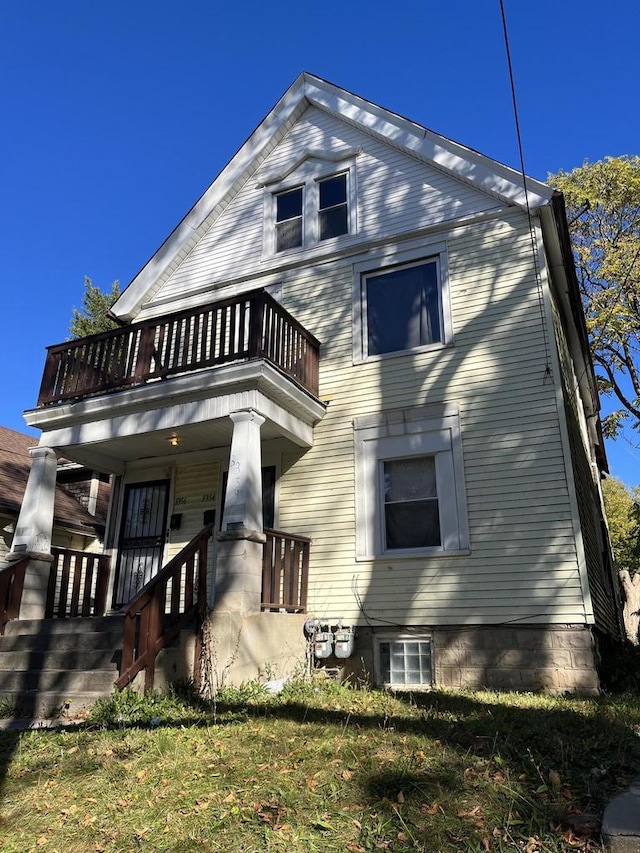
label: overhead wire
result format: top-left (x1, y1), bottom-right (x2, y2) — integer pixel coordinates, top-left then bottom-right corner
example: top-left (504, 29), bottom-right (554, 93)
top-left (498, 0), bottom-right (552, 379)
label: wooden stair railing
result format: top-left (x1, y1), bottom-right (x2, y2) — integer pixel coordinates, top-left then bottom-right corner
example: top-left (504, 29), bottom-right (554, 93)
top-left (47, 549), bottom-right (111, 618)
top-left (262, 529), bottom-right (310, 613)
top-left (116, 523), bottom-right (214, 692)
top-left (0, 558), bottom-right (28, 634)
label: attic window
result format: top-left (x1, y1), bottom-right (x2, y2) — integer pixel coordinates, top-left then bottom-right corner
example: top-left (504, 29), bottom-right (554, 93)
top-left (262, 153), bottom-right (357, 256)
top-left (276, 187), bottom-right (303, 252)
top-left (318, 174), bottom-right (348, 240)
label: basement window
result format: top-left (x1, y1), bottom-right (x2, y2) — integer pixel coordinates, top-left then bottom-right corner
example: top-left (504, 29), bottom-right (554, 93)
top-left (376, 635), bottom-right (433, 688)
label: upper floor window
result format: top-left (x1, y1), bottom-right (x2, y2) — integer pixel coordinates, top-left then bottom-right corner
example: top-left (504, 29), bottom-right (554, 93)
top-left (318, 174), bottom-right (348, 241)
top-left (260, 150), bottom-right (358, 257)
top-left (274, 171), bottom-right (350, 253)
top-left (353, 243), bottom-right (453, 362)
top-left (276, 186), bottom-right (303, 252)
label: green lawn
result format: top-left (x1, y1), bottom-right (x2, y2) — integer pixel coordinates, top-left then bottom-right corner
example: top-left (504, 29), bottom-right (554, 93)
top-left (0, 682), bottom-right (638, 852)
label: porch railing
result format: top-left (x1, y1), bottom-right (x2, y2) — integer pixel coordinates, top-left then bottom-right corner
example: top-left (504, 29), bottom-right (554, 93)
top-left (116, 522), bottom-right (214, 691)
top-left (47, 549), bottom-right (111, 619)
top-left (262, 529), bottom-right (310, 613)
top-left (38, 289), bottom-right (320, 406)
top-left (0, 558), bottom-right (28, 634)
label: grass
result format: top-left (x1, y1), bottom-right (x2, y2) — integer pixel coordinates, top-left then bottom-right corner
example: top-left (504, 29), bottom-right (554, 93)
top-left (0, 681), bottom-right (638, 852)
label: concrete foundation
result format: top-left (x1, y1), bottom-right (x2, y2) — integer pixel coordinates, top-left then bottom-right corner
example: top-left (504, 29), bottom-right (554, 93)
top-left (329, 624), bottom-right (601, 694)
top-left (153, 610), bottom-right (308, 691)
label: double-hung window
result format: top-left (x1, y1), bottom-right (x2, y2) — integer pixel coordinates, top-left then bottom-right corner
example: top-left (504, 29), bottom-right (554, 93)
top-left (354, 405), bottom-right (469, 558)
top-left (261, 151), bottom-right (358, 256)
top-left (353, 244), bottom-right (453, 362)
top-left (275, 186), bottom-right (303, 252)
top-left (318, 173), bottom-right (348, 241)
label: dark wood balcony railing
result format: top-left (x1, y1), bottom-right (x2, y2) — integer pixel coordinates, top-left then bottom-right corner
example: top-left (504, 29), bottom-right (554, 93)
top-left (47, 549), bottom-right (111, 619)
top-left (262, 528), bottom-right (310, 613)
top-left (38, 289), bottom-right (320, 406)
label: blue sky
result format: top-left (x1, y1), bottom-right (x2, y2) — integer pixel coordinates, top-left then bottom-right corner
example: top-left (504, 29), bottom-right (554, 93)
top-left (1, 1), bottom-right (639, 482)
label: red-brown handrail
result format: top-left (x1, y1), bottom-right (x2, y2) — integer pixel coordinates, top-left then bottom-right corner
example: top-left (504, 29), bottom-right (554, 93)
top-left (38, 289), bottom-right (320, 406)
top-left (47, 549), bottom-right (111, 619)
top-left (116, 523), bottom-right (214, 692)
top-left (262, 528), bottom-right (310, 613)
top-left (0, 558), bottom-right (28, 634)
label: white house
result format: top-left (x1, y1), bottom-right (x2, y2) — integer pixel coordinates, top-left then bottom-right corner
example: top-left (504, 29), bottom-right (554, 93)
top-left (3, 73), bottom-right (621, 701)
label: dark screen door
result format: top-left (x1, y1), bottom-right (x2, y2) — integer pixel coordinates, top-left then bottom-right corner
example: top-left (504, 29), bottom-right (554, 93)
top-left (113, 480), bottom-right (170, 607)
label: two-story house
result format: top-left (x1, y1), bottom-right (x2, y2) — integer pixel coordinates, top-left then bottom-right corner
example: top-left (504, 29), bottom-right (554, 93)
top-left (3, 73), bottom-right (620, 704)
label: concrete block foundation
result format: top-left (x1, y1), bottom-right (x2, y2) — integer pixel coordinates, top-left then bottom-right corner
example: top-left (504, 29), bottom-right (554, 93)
top-left (324, 624), bottom-right (601, 694)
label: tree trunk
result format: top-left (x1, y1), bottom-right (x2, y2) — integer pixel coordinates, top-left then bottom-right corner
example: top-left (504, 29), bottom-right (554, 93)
top-left (619, 570), bottom-right (640, 644)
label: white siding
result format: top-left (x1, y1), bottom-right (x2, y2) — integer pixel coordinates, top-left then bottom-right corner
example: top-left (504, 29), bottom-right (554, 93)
top-left (277, 216), bottom-right (586, 626)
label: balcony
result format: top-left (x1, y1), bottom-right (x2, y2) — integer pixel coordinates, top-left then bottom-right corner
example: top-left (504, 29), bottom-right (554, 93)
top-left (37, 289), bottom-right (320, 407)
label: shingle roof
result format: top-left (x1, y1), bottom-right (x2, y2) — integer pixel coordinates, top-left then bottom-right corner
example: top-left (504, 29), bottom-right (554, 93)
top-left (0, 426), bottom-right (103, 533)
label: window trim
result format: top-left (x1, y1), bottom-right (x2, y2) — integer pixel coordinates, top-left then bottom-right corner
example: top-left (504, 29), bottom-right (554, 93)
top-left (262, 155), bottom-right (357, 256)
top-left (352, 243), bottom-right (453, 364)
top-left (354, 404), bottom-right (469, 560)
top-left (374, 632), bottom-right (434, 689)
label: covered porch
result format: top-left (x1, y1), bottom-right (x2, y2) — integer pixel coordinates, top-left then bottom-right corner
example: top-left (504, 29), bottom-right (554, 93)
top-left (1, 288), bottom-right (323, 691)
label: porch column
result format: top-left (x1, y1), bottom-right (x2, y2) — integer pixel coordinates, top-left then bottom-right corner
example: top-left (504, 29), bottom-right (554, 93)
top-left (7, 446), bottom-right (57, 620)
top-left (215, 410), bottom-right (266, 614)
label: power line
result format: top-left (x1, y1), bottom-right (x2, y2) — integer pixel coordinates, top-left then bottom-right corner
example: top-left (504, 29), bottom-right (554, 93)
top-left (499, 0), bottom-right (552, 378)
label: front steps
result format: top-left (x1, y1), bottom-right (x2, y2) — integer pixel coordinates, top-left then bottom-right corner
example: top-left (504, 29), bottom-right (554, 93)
top-left (0, 616), bottom-right (124, 718)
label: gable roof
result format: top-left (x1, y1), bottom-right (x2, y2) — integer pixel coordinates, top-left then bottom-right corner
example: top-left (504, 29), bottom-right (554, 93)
top-left (111, 72), bottom-right (556, 323)
top-left (0, 427), bottom-right (104, 534)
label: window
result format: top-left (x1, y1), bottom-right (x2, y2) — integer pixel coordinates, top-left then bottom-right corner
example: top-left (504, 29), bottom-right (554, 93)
top-left (260, 151), bottom-right (358, 256)
top-left (353, 244), bottom-right (453, 362)
top-left (376, 635), bottom-right (433, 688)
top-left (275, 187), bottom-right (303, 252)
top-left (382, 456), bottom-right (440, 550)
top-left (354, 405), bottom-right (469, 558)
top-left (273, 172), bottom-right (350, 252)
top-left (318, 174), bottom-right (348, 240)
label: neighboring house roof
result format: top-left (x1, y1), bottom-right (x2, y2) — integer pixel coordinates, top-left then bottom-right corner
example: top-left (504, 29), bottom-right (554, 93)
top-left (0, 426), bottom-right (103, 534)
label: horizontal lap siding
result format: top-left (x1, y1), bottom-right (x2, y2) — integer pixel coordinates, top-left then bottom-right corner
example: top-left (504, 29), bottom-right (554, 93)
top-left (279, 218), bottom-right (587, 626)
top-left (551, 298), bottom-right (620, 637)
top-left (166, 461), bottom-right (219, 562)
top-left (147, 106), bottom-right (499, 313)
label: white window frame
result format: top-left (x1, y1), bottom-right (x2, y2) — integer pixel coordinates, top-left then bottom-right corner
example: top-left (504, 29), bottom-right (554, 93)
top-left (354, 404), bottom-right (469, 560)
top-left (352, 242), bottom-right (454, 363)
top-left (262, 154), bottom-right (357, 256)
top-left (374, 633), bottom-right (434, 689)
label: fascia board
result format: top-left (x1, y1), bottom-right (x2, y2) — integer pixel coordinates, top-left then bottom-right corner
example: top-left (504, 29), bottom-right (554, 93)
top-left (303, 75), bottom-right (553, 210)
top-left (112, 74), bottom-right (311, 321)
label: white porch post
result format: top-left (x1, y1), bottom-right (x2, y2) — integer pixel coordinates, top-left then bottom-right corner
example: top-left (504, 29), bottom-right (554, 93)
top-left (215, 410), bottom-right (266, 614)
top-left (7, 446), bottom-right (58, 620)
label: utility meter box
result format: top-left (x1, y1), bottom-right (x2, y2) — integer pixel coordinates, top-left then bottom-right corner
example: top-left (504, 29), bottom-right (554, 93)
top-left (334, 627), bottom-right (355, 659)
top-left (314, 631), bottom-right (333, 659)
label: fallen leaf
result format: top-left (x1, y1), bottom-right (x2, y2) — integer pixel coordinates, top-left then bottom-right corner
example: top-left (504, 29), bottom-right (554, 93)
top-left (421, 802), bottom-right (442, 815)
top-left (342, 769), bottom-right (353, 781)
top-left (396, 791), bottom-right (405, 804)
top-left (549, 770), bottom-right (561, 788)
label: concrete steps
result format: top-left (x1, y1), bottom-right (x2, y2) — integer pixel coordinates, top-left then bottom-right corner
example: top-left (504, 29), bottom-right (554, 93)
top-left (0, 616), bottom-right (124, 718)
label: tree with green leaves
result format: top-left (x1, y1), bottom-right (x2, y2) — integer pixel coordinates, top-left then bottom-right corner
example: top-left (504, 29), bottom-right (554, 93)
top-left (550, 156), bottom-right (640, 440)
top-left (69, 276), bottom-right (121, 339)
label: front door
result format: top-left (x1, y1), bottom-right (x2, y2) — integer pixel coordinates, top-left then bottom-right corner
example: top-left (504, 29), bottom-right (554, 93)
top-left (113, 480), bottom-right (170, 607)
